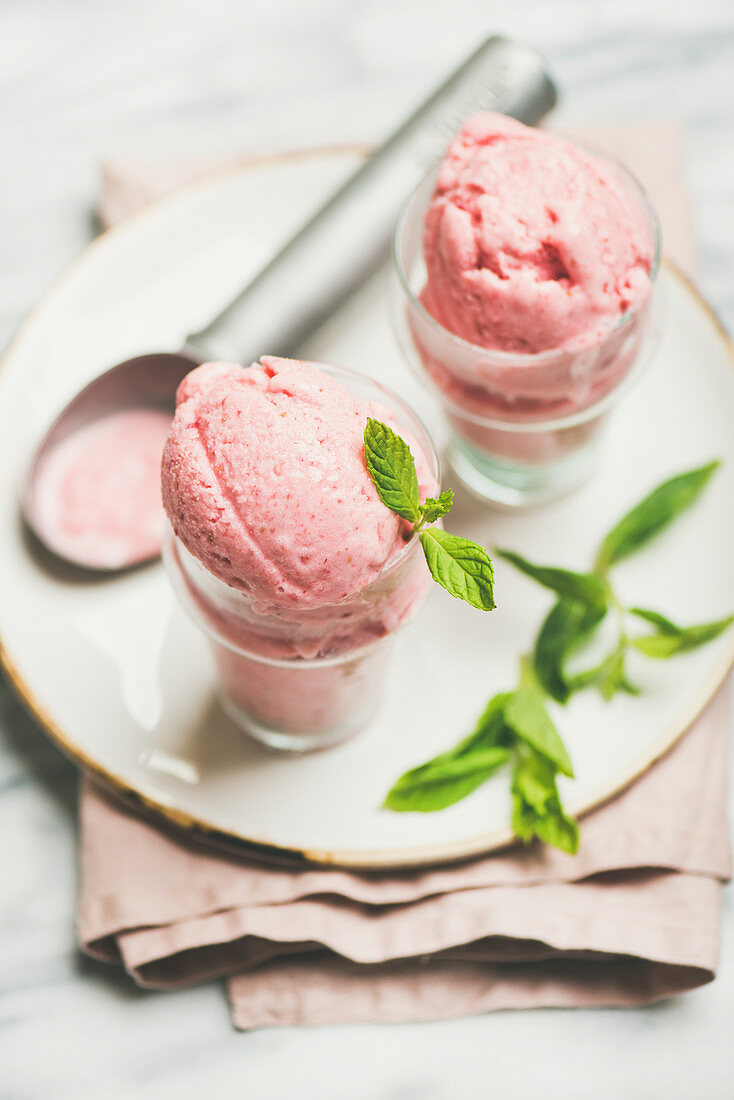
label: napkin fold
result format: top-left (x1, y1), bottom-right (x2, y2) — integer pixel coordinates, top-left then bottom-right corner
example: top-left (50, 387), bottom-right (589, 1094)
top-left (79, 121), bottom-right (729, 1028)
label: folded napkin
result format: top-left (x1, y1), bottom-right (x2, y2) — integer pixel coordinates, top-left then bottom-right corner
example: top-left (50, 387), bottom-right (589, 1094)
top-left (79, 122), bottom-right (729, 1028)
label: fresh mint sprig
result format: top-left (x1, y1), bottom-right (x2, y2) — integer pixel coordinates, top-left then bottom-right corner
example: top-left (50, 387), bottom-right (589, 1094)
top-left (382, 459), bottom-right (730, 855)
top-left (384, 659), bottom-right (579, 854)
top-left (364, 418), bottom-right (494, 611)
top-left (500, 458), bottom-right (731, 705)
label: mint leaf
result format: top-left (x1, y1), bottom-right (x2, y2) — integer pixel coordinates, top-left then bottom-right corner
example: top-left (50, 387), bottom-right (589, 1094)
top-left (497, 549), bottom-right (608, 608)
top-left (363, 419), bottom-right (421, 525)
top-left (419, 528), bottom-right (495, 610)
top-left (564, 648), bottom-right (619, 693)
top-left (384, 747), bottom-right (510, 812)
top-left (534, 597), bottom-right (607, 704)
top-left (597, 648), bottom-right (639, 700)
top-left (451, 692), bottom-right (515, 756)
top-left (511, 750), bottom-right (579, 854)
top-left (363, 422), bottom-right (494, 610)
top-left (420, 489), bottom-right (454, 524)
top-left (564, 641), bottom-right (638, 700)
top-left (526, 801), bottom-right (580, 853)
top-left (504, 687), bottom-right (574, 777)
top-left (628, 607), bottom-right (681, 634)
top-left (512, 750), bottom-right (557, 815)
top-left (595, 460), bottom-right (720, 572)
top-left (632, 614), bottom-right (734, 658)
top-left (378, 441), bottom-right (727, 852)
top-left (382, 692), bottom-right (514, 812)
top-left (629, 608), bottom-right (733, 657)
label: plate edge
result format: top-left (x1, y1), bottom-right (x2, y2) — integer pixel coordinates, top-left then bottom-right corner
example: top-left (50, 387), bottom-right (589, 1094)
top-left (1, 148), bottom-right (733, 870)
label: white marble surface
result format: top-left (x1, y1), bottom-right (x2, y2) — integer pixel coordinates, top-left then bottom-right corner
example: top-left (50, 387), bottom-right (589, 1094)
top-left (1, 1), bottom-right (734, 1096)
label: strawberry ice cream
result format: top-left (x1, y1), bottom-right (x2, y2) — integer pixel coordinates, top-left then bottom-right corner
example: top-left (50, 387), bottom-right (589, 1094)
top-left (162, 357), bottom-right (432, 609)
top-left (395, 113), bottom-right (659, 505)
top-left (162, 357), bottom-right (437, 748)
top-left (421, 113), bottom-right (654, 355)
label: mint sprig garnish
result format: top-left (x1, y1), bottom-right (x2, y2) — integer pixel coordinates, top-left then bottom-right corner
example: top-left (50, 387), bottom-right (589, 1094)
top-left (419, 528), bottom-right (496, 611)
top-left (363, 418), bottom-right (422, 524)
top-left (420, 490), bottom-right (455, 524)
top-left (382, 459), bottom-right (731, 855)
top-left (363, 419), bottom-right (494, 611)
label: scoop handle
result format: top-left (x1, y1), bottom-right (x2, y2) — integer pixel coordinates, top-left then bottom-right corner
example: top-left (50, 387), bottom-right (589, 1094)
top-left (185, 36), bottom-right (556, 364)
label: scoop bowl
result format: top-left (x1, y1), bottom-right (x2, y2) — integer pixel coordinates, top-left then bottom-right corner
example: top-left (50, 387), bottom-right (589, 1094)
top-left (22, 352), bottom-right (199, 571)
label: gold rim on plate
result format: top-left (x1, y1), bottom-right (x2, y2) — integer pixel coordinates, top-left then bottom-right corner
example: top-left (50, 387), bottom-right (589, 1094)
top-left (1, 147), bottom-right (733, 869)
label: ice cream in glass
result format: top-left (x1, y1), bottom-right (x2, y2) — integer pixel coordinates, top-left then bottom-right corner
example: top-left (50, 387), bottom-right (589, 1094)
top-left (394, 113), bottom-right (660, 506)
top-left (161, 356), bottom-right (438, 751)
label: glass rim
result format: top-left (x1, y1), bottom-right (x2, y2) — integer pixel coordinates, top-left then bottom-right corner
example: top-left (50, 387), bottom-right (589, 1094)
top-left (392, 133), bottom-right (662, 368)
top-left (163, 530), bottom-right (426, 668)
top-left (398, 287), bottom-right (661, 431)
top-left (410, 347), bottom-right (653, 431)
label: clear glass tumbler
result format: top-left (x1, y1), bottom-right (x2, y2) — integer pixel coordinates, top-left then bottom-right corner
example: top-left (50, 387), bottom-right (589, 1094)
top-left (393, 156), bottom-right (661, 507)
top-left (163, 365), bottom-right (439, 753)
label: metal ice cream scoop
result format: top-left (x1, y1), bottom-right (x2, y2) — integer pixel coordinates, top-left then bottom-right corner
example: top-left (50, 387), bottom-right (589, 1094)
top-left (23, 35), bottom-right (556, 571)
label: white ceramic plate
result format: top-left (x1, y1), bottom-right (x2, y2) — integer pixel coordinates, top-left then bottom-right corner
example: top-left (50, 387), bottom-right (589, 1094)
top-left (2, 148), bottom-right (734, 868)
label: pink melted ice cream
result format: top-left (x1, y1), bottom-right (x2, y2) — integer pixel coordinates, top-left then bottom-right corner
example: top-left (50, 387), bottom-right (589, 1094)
top-left (421, 113), bottom-right (654, 355)
top-left (32, 408), bottom-right (171, 569)
top-left (162, 358), bottom-right (436, 741)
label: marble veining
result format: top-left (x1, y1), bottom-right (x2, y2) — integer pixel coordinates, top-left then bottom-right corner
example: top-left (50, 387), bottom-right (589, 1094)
top-left (1, 1), bottom-right (733, 1096)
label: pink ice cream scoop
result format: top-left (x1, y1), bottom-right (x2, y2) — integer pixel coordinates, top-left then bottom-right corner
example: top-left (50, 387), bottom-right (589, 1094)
top-left (162, 353), bottom-right (437, 757)
top-left (161, 357), bottom-right (437, 747)
top-left (421, 113), bottom-right (654, 354)
top-left (162, 357), bottom-right (433, 610)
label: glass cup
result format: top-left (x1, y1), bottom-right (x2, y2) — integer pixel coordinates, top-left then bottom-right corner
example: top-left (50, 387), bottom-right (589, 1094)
top-left (163, 364), bottom-right (439, 753)
top-left (393, 154), bottom-right (661, 507)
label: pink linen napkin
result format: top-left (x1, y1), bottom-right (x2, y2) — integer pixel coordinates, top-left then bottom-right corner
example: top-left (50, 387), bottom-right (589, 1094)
top-left (79, 122), bottom-right (729, 1028)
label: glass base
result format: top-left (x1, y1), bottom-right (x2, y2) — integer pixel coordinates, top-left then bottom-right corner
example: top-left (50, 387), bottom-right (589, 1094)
top-left (448, 434), bottom-right (602, 509)
top-left (219, 691), bottom-right (374, 754)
